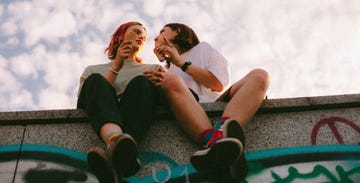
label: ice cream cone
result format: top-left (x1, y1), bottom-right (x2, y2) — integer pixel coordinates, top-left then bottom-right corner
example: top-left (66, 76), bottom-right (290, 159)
top-left (124, 31), bottom-right (137, 43)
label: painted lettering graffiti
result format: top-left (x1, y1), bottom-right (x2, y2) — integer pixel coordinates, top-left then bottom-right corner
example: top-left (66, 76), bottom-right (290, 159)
top-left (1, 116), bottom-right (359, 182)
top-left (1, 144), bottom-right (359, 182)
top-left (270, 165), bottom-right (360, 183)
top-left (311, 116), bottom-right (360, 145)
top-left (245, 145), bottom-right (360, 182)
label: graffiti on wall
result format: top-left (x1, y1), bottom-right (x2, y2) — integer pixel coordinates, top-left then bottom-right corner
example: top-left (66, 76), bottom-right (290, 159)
top-left (244, 145), bottom-right (360, 183)
top-left (0, 144), bottom-right (96, 183)
top-left (0, 116), bottom-right (359, 182)
top-left (1, 144), bottom-right (359, 182)
top-left (311, 116), bottom-right (360, 145)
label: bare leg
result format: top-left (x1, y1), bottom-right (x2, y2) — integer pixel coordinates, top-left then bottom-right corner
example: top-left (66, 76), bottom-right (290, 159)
top-left (222, 69), bottom-right (270, 127)
top-left (161, 75), bottom-right (212, 142)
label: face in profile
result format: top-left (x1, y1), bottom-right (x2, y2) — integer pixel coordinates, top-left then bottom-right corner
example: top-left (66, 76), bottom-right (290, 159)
top-left (154, 26), bottom-right (178, 46)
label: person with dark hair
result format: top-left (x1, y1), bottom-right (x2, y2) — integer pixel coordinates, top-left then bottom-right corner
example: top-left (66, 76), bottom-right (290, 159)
top-left (77, 22), bottom-right (163, 183)
top-left (145, 23), bottom-right (270, 181)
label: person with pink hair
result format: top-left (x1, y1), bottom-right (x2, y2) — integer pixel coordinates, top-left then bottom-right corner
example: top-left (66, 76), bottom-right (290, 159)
top-left (77, 21), bottom-right (163, 183)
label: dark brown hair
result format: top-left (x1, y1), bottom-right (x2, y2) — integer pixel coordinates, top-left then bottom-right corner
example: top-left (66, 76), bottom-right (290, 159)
top-left (165, 23), bottom-right (200, 54)
top-left (163, 23), bottom-right (200, 68)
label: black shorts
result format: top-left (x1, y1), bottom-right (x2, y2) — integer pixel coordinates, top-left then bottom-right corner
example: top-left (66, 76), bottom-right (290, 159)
top-left (189, 88), bottom-right (200, 102)
top-left (216, 86), bottom-right (233, 102)
top-left (189, 87), bottom-right (232, 103)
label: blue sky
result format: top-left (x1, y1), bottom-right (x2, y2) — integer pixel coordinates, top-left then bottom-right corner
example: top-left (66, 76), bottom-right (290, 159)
top-left (1, 0), bottom-right (360, 111)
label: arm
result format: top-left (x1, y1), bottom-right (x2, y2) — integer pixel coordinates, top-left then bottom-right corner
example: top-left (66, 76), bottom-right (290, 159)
top-left (105, 41), bottom-right (134, 84)
top-left (154, 40), bottom-right (225, 92)
top-left (175, 58), bottom-right (223, 92)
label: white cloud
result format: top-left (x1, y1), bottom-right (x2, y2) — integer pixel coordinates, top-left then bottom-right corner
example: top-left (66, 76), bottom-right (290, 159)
top-left (6, 89), bottom-right (34, 111)
top-left (1, 20), bottom-right (18, 36)
top-left (24, 9), bottom-right (77, 46)
top-left (34, 43), bottom-right (98, 109)
top-left (38, 89), bottom-right (73, 109)
top-left (42, 52), bottom-right (81, 91)
top-left (6, 36), bottom-right (20, 46)
top-left (6, 1), bottom-right (78, 46)
top-left (9, 45), bottom-right (47, 79)
top-left (82, 40), bottom-right (107, 65)
top-left (9, 54), bottom-right (39, 79)
top-left (0, 4), bottom-right (3, 18)
top-left (1, 0), bottom-right (360, 111)
top-left (0, 56), bottom-right (21, 93)
top-left (143, 0), bottom-right (166, 17)
top-left (215, 0), bottom-right (360, 98)
top-left (0, 55), bottom-right (35, 111)
top-left (39, 10), bottom-right (76, 40)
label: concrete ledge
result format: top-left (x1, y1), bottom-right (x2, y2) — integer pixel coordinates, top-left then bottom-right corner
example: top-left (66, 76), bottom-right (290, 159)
top-left (1, 93), bottom-right (360, 126)
top-left (1, 93), bottom-right (360, 182)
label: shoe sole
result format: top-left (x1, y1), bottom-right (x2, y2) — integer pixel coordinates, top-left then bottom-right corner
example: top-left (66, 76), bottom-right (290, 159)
top-left (190, 138), bottom-right (242, 172)
top-left (223, 120), bottom-right (248, 181)
top-left (110, 134), bottom-right (141, 177)
top-left (87, 147), bottom-right (116, 183)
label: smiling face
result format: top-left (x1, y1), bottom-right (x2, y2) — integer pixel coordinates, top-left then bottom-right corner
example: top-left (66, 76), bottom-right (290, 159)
top-left (154, 26), bottom-right (178, 46)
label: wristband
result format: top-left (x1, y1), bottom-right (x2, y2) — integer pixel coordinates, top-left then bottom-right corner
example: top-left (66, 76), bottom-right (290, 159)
top-left (181, 61), bottom-right (192, 72)
top-left (109, 67), bottom-right (119, 75)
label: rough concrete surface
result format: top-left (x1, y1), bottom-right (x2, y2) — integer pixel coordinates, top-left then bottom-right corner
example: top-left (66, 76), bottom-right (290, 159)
top-left (1, 93), bottom-right (359, 183)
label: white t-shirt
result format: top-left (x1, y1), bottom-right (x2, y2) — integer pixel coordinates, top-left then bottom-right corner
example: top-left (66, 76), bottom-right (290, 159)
top-left (78, 60), bottom-right (163, 96)
top-left (167, 42), bottom-right (230, 102)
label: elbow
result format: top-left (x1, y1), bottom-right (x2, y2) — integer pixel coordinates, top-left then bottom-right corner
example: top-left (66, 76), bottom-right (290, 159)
top-left (211, 81), bottom-right (224, 92)
top-left (207, 71), bottom-right (224, 92)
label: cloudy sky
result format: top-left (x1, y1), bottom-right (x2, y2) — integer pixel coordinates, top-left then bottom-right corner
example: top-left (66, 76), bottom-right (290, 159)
top-left (1, 0), bottom-right (360, 111)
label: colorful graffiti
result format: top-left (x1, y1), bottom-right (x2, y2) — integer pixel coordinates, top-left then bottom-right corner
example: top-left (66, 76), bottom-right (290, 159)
top-left (1, 116), bottom-right (359, 182)
top-left (0, 144), bottom-right (359, 182)
top-left (245, 145), bottom-right (360, 183)
top-left (270, 164), bottom-right (359, 182)
top-left (0, 144), bottom-right (96, 183)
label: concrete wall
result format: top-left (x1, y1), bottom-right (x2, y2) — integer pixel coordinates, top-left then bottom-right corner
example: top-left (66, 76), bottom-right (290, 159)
top-left (0, 94), bottom-right (359, 183)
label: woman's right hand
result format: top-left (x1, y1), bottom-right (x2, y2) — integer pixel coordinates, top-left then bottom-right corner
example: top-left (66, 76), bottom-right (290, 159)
top-left (113, 41), bottom-right (134, 68)
top-left (153, 37), bottom-right (183, 67)
top-left (106, 40), bottom-right (134, 83)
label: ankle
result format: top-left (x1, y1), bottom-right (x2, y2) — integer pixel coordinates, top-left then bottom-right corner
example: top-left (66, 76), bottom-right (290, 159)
top-left (214, 116), bottom-right (230, 130)
top-left (205, 129), bottom-right (223, 148)
top-left (198, 129), bottom-right (213, 146)
top-left (106, 132), bottom-right (122, 147)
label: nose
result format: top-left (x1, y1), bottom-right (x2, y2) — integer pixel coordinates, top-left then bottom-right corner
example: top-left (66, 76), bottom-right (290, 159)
top-left (138, 34), bottom-right (146, 42)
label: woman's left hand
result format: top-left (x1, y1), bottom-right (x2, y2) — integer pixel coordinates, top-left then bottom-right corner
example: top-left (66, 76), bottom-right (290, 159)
top-left (143, 67), bottom-right (167, 87)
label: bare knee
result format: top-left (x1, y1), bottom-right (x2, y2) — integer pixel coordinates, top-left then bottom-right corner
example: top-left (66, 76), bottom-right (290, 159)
top-left (248, 68), bottom-right (270, 90)
top-left (161, 74), bottom-right (188, 92)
